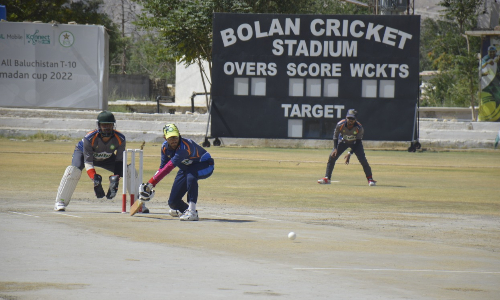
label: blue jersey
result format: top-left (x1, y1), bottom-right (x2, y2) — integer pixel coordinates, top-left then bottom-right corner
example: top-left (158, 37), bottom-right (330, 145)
top-left (160, 138), bottom-right (209, 171)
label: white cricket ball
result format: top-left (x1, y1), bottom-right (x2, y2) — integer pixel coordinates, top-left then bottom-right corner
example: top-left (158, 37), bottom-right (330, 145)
top-left (288, 232), bottom-right (296, 240)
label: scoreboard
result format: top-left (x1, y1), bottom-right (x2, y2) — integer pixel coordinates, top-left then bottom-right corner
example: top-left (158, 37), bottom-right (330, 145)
top-left (211, 13), bottom-right (420, 141)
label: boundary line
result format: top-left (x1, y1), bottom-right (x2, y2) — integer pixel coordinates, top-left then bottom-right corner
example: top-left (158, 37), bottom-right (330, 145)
top-left (8, 211), bottom-right (39, 218)
top-left (53, 212), bottom-right (82, 218)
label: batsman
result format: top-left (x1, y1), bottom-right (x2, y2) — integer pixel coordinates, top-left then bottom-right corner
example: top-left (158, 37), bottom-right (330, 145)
top-left (54, 111), bottom-right (147, 212)
top-left (138, 124), bottom-right (214, 221)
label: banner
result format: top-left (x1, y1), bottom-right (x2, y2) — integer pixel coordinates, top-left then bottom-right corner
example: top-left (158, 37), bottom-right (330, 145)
top-left (211, 13), bottom-right (420, 140)
top-left (479, 36), bottom-right (500, 122)
top-left (0, 22), bottom-right (108, 109)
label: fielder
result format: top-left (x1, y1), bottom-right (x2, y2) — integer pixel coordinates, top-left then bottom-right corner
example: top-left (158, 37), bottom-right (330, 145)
top-left (54, 111), bottom-right (147, 212)
top-left (138, 124), bottom-right (214, 221)
top-left (318, 109), bottom-right (377, 186)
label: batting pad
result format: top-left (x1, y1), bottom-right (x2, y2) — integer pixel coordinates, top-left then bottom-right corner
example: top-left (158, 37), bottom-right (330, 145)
top-left (56, 166), bottom-right (82, 206)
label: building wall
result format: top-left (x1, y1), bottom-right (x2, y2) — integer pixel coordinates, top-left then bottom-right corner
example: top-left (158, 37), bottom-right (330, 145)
top-left (175, 61), bottom-right (211, 108)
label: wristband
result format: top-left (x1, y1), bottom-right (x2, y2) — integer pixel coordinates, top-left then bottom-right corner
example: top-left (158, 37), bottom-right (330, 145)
top-left (148, 177), bottom-right (159, 187)
top-left (87, 168), bottom-right (96, 180)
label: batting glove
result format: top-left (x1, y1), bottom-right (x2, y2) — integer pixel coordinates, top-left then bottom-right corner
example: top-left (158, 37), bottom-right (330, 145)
top-left (139, 182), bottom-right (155, 201)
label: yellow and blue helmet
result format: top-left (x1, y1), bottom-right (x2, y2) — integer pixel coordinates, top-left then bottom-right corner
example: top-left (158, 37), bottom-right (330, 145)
top-left (163, 124), bottom-right (180, 139)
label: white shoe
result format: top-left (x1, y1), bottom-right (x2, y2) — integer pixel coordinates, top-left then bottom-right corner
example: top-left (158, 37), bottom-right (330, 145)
top-left (368, 180), bottom-right (377, 186)
top-left (317, 177), bottom-right (331, 184)
top-left (180, 209), bottom-right (199, 221)
top-left (169, 209), bottom-right (181, 217)
top-left (54, 202), bottom-right (66, 211)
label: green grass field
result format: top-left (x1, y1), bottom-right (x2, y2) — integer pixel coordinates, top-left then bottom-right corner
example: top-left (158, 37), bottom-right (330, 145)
top-left (1, 138), bottom-right (498, 216)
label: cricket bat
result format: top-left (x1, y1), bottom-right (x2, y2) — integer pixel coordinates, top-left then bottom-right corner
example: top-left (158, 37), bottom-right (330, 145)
top-left (129, 199), bottom-right (143, 216)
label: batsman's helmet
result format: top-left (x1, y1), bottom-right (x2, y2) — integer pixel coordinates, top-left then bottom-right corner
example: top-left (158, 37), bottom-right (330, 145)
top-left (96, 111), bottom-right (116, 137)
top-left (346, 109), bottom-right (357, 119)
top-left (163, 124), bottom-right (180, 139)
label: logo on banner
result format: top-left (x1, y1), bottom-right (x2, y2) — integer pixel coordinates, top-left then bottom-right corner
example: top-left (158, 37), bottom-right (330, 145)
top-left (26, 30), bottom-right (50, 45)
top-left (59, 31), bottom-right (74, 47)
top-left (0, 33), bottom-right (22, 40)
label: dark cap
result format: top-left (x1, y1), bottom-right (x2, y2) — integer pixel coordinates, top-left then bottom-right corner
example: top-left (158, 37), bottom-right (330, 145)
top-left (346, 109), bottom-right (357, 119)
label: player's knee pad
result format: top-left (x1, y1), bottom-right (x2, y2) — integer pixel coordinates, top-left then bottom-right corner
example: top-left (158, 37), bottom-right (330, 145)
top-left (56, 166), bottom-right (82, 206)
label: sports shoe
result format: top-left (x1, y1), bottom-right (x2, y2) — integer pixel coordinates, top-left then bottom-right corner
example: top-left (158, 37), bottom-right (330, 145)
top-left (54, 202), bottom-right (66, 211)
top-left (180, 209), bottom-right (199, 221)
top-left (317, 177), bottom-right (331, 184)
top-left (169, 209), bottom-right (181, 217)
top-left (141, 203), bottom-right (150, 214)
top-left (368, 179), bottom-right (377, 186)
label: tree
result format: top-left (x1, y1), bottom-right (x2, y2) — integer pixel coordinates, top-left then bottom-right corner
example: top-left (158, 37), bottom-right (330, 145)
top-left (309, 0), bottom-right (371, 15)
top-left (420, 0), bottom-right (482, 119)
top-left (135, 0), bottom-right (371, 105)
top-left (102, 0), bottom-right (142, 74)
top-left (127, 32), bottom-right (176, 81)
top-left (4, 0), bottom-right (67, 22)
top-left (439, 0), bottom-right (483, 33)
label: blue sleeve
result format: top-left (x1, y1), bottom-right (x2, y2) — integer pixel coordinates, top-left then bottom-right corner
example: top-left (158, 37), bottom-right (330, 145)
top-left (76, 139), bottom-right (84, 151)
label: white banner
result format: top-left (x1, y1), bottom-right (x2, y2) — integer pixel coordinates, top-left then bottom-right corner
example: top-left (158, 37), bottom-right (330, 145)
top-left (0, 22), bottom-right (108, 109)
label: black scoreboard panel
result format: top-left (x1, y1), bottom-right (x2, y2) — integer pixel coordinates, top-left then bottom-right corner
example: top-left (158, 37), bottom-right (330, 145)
top-left (211, 13), bottom-right (420, 141)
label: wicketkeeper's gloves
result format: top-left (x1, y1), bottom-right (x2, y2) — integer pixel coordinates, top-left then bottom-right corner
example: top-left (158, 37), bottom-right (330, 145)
top-left (106, 175), bottom-right (120, 199)
top-left (93, 174), bottom-right (105, 198)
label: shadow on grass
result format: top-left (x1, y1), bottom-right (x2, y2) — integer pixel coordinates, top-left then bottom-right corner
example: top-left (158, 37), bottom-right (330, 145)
top-left (120, 213), bottom-right (256, 223)
top-left (132, 215), bottom-right (172, 221)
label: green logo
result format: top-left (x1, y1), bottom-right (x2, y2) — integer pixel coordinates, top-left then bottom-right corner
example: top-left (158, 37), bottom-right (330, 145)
top-left (26, 30), bottom-right (50, 45)
top-left (59, 31), bottom-right (74, 47)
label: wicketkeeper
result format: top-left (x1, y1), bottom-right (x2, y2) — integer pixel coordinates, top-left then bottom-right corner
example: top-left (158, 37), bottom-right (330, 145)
top-left (138, 124), bottom-right (214, 221)
top-left (54, 111), bottom-right (147, 212)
